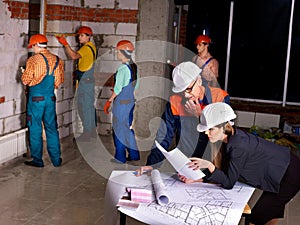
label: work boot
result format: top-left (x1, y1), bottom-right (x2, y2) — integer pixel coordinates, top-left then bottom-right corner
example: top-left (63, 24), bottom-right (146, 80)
top-left (24, 160), bottom-right (44, 168)
top-left (53, 158), bottom-right (62, 167)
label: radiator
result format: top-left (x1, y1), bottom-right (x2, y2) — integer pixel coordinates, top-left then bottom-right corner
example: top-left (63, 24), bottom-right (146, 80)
top-left (0, 128), bottom-right (28, 164)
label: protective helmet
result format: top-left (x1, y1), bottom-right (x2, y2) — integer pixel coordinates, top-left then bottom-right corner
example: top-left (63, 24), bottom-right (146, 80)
top-left (197, 102), bottom-right (237, 132)
top-left (194, 35), bottom-right (211, 45)
top-left (28, 34), bottom-right (48, 48)
top-left (77, 26), bottom-right (93, 35)
top-left (172, 61), bottom-right (202, 93)
top-left (116, 40), bottom-right (135, 51)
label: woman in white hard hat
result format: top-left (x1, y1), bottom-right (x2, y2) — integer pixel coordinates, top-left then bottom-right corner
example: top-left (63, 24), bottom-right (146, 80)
top-left (179, 102), bottom-right (300, 225)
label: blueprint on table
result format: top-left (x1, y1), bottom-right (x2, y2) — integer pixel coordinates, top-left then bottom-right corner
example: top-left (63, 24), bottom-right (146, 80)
top-left (119, 172), bottom-right (255, 225)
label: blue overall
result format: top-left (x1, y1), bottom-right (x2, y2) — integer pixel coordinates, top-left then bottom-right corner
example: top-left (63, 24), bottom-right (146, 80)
top-left (112, 64), bottom-right (140, 163)
top-left (26, 54), bottom-right (61, 167)
top-left (76, 65), bottom-right (96, 134)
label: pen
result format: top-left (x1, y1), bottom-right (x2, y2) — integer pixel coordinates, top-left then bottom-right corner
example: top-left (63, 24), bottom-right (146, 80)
top-left (133, 170), bottom-right (151, 175)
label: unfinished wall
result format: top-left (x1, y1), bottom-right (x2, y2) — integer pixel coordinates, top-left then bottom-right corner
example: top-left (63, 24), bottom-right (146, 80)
top-left (0, 0), bottom-right (176, 163)
top-left (0, 0), bottom-right (139, 138)
top-left (0, 0), bottom-right (140, 164)
top-left (0, 0), bottom-right (28, 136)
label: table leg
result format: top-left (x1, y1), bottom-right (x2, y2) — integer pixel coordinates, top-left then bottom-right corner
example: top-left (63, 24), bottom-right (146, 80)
top-left (120, 211), bottom-right (127, 225)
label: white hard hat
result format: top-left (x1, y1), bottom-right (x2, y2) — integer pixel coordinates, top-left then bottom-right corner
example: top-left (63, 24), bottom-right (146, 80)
top-left (172, 61), bottom-right (202, 93)
top-left (197, 102), bottom-right (237, 132)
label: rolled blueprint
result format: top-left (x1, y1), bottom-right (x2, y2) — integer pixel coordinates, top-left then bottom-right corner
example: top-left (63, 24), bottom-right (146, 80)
top-left (151, 169), bottom-right (170, 205)
top-left (155, 140), bottom-right (205, 180)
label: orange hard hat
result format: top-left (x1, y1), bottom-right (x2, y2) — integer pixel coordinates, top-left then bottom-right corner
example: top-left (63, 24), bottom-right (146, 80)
top-left (77, 26), bottom-right (93, 35)
top-left (28, 34), bottom-right (48, 48)
top-left (116, 40), bottom-right (134, 51)
top-left (194, 35), bottom-right (211, 45)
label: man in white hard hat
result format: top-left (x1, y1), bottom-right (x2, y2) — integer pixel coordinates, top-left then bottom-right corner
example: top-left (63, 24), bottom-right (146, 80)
top-left (135, 61), bottom-right (230, 176)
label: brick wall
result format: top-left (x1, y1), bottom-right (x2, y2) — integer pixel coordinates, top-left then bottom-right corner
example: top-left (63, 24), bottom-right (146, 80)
top-left (0, 0), bottom-right (139, 137)
top-left (5, 0), bottom-right (138, 23)
top-left (179, 8), bottom-right (188, 46)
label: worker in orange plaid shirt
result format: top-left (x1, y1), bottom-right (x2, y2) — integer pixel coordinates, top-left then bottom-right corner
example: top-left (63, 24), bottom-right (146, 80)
top-left (21, 34), bottom-right (64, 168)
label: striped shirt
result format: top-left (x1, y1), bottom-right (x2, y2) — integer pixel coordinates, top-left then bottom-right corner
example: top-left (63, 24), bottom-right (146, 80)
top-left (22, 49), bottom-right (64, 88)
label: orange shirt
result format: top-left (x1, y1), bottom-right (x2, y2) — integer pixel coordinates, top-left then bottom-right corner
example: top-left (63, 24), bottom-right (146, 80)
top-left (22, 49), bottom-right (64, 89)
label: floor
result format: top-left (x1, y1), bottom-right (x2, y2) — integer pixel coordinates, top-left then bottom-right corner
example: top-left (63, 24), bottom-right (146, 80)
top-left (0, 134), bottom-right (299, 225)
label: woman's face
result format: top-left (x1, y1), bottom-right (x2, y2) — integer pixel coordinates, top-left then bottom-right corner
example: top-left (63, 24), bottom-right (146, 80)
top-left (78, 33), bottom-right (90, 44)
top-left (205, 126), bottom-right (224, 143)
top-left (116, 50), bottom-right (124, 60)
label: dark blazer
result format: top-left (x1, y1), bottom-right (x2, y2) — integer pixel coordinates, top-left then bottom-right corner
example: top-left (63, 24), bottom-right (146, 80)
top-left (208, 128), bottom-right (290, 193)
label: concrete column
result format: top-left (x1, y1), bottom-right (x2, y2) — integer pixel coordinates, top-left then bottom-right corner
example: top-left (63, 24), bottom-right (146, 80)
top-left (134, 0), bottom-right (175, 150)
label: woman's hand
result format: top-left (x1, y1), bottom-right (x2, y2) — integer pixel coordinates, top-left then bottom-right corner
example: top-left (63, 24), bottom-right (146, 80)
top-left (103, 100), bottom-right (111, 114)
top-left (189, 157), bottom-right (215, 173)
top-left (178, 173), bottom-right (203, 184)
top-left (134, 166), bottom-right (153, 176)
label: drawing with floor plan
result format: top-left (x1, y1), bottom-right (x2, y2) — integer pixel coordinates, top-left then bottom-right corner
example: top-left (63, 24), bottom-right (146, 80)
top-left (119, 172), bottom-right (255, 225)
top-left (139, 200), bottom-right (234, 225)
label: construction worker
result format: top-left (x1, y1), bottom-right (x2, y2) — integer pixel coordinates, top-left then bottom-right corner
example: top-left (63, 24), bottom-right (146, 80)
top-left (179, 102), bottom-right (300, 225)
top-left (21, 34), bottom-right (64, 167)
top-left (135, 61), bottom-right (229, 176)
top-left (103, 40), bottom-right (140, 163)
top-left (56, 26), bottom-right (97, 141)
top-left (192, 35), bottom-right (219, 87)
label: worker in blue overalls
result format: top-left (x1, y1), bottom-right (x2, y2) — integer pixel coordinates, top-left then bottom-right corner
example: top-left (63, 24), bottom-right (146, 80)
top-left (56, 26), bottom-right (97, 142)
top-left (103, 40), bottom-right (140, 163)
top-left (22, 34), bottom-right (64, 167)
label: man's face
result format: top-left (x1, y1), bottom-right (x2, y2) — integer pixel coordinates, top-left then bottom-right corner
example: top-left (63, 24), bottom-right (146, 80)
top-left (32, 45), bottom-right (40, 54)
top-left (184, 77), bottom-right (203, 101)
top-left (196, 42), bottom-right (208, 54)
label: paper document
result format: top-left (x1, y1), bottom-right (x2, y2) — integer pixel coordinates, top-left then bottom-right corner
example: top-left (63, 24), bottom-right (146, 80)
top-left (151, 169), bottom-right (170, 205)
top-left (119, 178), bottom-right (255, 225)
top-left (155, 140), bottom-right (205, 180)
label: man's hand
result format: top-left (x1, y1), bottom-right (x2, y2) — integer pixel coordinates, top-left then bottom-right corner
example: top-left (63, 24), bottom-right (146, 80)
top-left (56, 35), bottom-right (69, 46)
top-left (134, 166), bottom-right (153, 176)
top-left (103, 100), bottom-right (111, 114)
top-left (185, 99), bottom-right (202, 117)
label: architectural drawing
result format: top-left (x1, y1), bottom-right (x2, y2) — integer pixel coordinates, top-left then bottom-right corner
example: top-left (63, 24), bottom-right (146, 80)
top-left (108, 170), bottom-right (255, 225)
top-left (145, 200), bottom-right (233, 225)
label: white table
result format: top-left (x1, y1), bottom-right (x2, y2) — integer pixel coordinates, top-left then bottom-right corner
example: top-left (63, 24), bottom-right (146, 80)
top-left (104, 170), bottom-right (255, 225)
